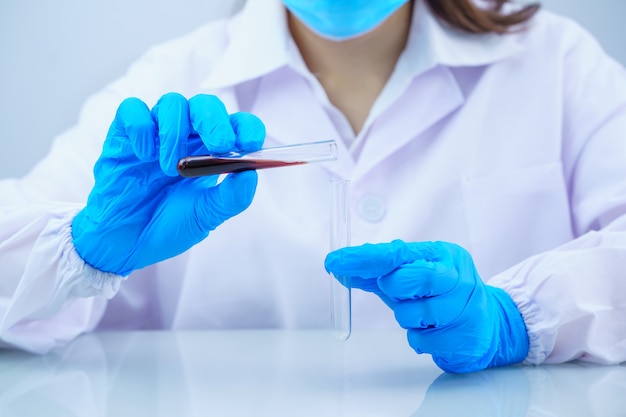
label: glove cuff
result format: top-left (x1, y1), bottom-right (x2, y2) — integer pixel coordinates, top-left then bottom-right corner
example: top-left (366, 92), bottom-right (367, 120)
top-left (487, 286), bottom-right (530, 368)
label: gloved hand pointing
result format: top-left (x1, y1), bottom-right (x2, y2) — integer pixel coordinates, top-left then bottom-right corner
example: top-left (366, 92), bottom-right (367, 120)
top-left (72, 93), bottom-right (265, 276)
top-left (324, 240), bottom-right (529, 373)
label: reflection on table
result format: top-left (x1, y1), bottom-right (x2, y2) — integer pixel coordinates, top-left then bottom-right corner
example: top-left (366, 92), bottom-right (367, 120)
top-left (0, 329), bottom-right (624, 416)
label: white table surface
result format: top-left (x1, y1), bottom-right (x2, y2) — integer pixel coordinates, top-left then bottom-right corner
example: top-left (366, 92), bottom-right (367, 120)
top-left (1, 329), bottom-right (624, 416)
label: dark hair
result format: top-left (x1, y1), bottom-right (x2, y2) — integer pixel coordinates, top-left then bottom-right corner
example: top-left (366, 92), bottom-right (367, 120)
top-left (425, 0), bottom-right (541, 34)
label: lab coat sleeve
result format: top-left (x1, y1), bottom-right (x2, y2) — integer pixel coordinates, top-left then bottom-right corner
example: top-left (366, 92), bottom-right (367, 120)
top-left (0, 205), bottom-right (120, 354)
top-left (0, 85), bottom-right (126, 353)
top-left (488, 23), bottom-right (626, 365)
top-left (0, 59), bottom-right (138, 351)
top-left (0, 20), bottom-right (229, 353)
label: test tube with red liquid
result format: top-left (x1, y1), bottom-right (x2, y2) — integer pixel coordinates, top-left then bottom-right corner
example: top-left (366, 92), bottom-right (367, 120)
top-left (177, 140), bottom-right (338, 177)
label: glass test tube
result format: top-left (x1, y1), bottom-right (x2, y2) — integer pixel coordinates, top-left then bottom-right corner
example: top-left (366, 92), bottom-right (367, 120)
top-left (329, 179), bottom-right (352, 341)
top-left (177, 139), bottom-right (338, 177)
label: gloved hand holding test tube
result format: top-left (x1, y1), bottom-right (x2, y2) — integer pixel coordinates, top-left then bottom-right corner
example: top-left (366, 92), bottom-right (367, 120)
top-left (177, 139), bottom-right (338, 177)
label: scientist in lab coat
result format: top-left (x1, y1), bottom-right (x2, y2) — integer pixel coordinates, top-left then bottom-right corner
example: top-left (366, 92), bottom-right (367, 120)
top-left (1, 0), bottom-right (625, 373)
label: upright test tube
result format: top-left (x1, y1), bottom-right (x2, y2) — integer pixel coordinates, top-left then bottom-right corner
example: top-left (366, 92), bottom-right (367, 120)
top-left (329, 179), bottom-right (352, 341)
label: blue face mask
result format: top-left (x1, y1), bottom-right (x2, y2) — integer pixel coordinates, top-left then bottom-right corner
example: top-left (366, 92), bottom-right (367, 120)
top-left (282, 0), bottom-right (410, 41)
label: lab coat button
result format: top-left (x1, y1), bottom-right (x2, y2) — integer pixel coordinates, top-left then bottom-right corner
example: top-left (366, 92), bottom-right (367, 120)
top-left (357, 195), bottom-right (385, 222)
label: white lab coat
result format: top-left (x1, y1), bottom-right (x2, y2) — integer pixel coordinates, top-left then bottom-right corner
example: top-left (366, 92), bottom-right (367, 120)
top-left (1, 0), bottom-right (625, 365)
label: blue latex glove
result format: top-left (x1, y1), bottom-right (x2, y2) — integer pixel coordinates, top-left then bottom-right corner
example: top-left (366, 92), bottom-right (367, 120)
top-left (324, 240), bottom-right (529, 373)
top-left (72, 93), bottom-right (265, 276)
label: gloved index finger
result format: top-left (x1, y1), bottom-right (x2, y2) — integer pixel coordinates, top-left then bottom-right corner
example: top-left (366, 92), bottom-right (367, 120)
top-left (378, 259), bottom-right (459, 301)
top-left (229, 112), bottom-right (265, 153)
top-left (152, 93), bottom-right (191, 177)
top-left (189, 94), bottom-right (236, 154)
top-left (325, 240), bottom-right (439, 279)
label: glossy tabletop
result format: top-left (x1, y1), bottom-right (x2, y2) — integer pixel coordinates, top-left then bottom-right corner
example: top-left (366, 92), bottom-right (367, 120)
top-left (1, 330), bottom-right (624, 416)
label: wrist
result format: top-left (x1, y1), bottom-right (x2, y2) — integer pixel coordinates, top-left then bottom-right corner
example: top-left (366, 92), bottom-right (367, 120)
top-left (71, 210), bottom-right (123, 275)
top-left (488, 286), bottom-right (530, 368)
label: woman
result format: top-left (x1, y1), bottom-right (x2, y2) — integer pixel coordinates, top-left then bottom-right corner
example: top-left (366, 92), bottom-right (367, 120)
top-left (1, 0), bottom-right (625, 373)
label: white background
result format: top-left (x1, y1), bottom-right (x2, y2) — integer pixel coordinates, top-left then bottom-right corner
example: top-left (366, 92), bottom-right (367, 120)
top-left (1, 0), bottom-right (625, 178)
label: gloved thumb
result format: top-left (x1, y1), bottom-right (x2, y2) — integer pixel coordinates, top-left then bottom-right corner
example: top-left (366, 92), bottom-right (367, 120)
top-left (193, 170), bottom-right (258, 233)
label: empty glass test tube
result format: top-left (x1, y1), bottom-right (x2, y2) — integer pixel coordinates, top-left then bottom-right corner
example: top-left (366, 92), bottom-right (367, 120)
top-left (329, 179), bottom-right (352, 341)
top-left (177, 139), bottom-right (338, 177)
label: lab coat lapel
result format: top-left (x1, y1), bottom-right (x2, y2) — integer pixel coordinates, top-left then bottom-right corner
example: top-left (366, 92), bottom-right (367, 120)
top-left (349, 0), bottom-right (525, 179)
top-left (251, 69), bottom-right (356, 178)
top-left (353, 66), bottom-right (464, 179)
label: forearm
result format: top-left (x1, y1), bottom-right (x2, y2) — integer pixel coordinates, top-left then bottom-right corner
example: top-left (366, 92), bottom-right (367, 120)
top-left (489, 214), bottom-right (626, 365)
top-left (0, 205), bottom-right (121, 353)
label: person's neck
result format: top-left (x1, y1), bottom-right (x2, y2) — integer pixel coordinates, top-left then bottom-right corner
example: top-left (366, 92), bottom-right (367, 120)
top-left (288, 3), bottom-right (413, 135)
